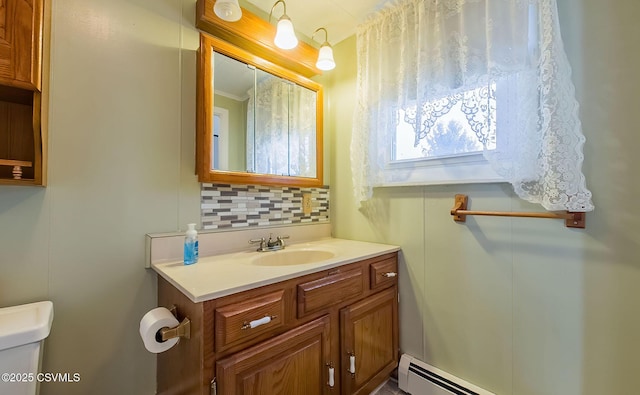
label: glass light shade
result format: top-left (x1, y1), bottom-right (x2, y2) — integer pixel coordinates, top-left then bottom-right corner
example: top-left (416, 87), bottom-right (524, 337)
top-left (274, 17), bottom-right (298, 49)
top-left (316, 43), bottom-right (335, 71)
top-left (214, 0), bottom-right (242, 22)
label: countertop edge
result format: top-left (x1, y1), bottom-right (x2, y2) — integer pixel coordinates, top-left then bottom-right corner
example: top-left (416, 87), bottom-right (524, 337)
top-left (152, 239), bottom-right (400, 303)
top-left (190, 246), bottom-right (400, 302)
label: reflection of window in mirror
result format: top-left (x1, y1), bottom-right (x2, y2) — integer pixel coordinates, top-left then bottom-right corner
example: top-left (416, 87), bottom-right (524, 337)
top-left (246, 73), bottom-right (317, 177)
top-left (212, 107), bottom-right (229, 170)
top-left (247, 69), bottom-right (290, 176)
top-left (288, 84), bottom-right (317, 177)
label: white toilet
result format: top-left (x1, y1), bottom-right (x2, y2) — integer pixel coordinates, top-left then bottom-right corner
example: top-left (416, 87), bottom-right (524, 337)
top-left (0, 301), bottom-right (54, 395)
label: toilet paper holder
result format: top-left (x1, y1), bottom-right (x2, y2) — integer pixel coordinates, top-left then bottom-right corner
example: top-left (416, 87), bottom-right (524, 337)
top-left (156, 306), bottom-right (191, 342)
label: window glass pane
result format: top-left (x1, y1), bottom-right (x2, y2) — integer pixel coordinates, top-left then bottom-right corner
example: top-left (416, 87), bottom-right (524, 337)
top-left (394, 85), bottom-right (496, 161)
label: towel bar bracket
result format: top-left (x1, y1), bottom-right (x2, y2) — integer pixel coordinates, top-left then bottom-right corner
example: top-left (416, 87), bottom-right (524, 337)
top-left (451, 194), bottom-right (469, 222)
top-left (565, 212), bottom-right (586, 229)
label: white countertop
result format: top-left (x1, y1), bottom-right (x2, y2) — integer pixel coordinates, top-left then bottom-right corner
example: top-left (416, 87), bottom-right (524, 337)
top-left (151, 237), bottom-right (400, 303)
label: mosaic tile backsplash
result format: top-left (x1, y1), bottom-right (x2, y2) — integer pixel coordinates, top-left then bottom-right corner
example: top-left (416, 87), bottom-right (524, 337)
top-left (201, 184), bottom-right (330, 230)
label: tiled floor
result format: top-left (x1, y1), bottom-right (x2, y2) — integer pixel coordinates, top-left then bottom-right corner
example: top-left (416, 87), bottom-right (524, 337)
top-left (371, 379), bottom-right (407, 395)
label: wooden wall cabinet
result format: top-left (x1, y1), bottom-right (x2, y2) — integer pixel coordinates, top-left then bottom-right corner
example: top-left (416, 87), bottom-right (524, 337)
top-left (0, 0), bottom-right (47, 186)
top-left (157, 252), bottom-right (399, 395)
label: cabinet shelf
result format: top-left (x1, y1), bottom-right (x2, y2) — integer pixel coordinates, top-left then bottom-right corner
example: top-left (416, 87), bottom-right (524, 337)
top-left (0, 159), bottom-right (33, 181)
top-left (0, 90), bottom-right (44, 185)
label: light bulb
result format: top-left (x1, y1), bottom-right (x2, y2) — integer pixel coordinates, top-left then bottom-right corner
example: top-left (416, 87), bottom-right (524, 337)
top-left (316, 43), bottom-right (335, 71)
top-left (274, 16), bottom-right (298, 49)
top-left (214, 0), bottom-right (242, 22)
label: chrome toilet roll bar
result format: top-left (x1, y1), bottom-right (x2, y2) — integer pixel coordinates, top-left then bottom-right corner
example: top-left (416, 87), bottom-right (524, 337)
top-left (156, 305), bottom-right (191, 342)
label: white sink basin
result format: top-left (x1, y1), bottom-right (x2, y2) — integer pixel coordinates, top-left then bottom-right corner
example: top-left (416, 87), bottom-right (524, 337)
top-left (0, 301), bottom-right (54, 351)
top-left (250, 249), bottom-right (336, 266)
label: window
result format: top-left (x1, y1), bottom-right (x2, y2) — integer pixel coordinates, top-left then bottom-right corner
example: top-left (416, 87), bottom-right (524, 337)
top-left (393, 84), bottom-right (496, 162)
top-left (372, 81), bottom-right (507, 187)
top-left (352, 0), bottom-right (593, 211)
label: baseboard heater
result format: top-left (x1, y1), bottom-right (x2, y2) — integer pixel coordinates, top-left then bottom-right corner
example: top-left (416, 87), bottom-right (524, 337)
top-left (398, 354), bottom-right (496, 395)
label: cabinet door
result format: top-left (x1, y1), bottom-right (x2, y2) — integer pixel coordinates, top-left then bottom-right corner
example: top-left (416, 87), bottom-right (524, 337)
top-left (216, 315), bottom-right (334, 395)
top-left (0, 0), bottom-right (43, 90)
top-left (340, 287), bottom-right (398, 395)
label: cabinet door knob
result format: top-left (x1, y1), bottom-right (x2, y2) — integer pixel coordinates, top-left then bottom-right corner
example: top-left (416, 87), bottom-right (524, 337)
top-left (382, 272), bottom-right (397, 278)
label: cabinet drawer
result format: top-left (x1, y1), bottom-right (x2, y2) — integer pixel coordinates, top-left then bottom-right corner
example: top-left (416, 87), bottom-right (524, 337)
top-left (214, 290), bottom-right (286, 352)
top-left (370, 257), bottom-right (398, 290)
top-left (297, 267), bottom-right (364, 317)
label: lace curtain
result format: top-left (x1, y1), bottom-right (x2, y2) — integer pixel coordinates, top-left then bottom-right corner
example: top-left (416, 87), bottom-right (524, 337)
top-left (247, 78), bottom-right (316, 177)
top-left (351, 0), bottom-right (594, 212)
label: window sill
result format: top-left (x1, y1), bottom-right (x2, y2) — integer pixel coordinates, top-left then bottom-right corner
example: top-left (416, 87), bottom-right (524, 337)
top-left (376, 153), bottom-right (505, 187)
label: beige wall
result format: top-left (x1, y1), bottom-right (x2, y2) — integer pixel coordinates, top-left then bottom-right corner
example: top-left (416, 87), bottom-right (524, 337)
top-left (327, 1), bottom-right (640, 394)
top-left (0, 0), bottom-right (201, 394)
top-left (0, 0), bottom-right (637, 394)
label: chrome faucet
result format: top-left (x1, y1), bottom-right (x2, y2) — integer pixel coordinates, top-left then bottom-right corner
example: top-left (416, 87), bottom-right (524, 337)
top-left (249, 234), bottom-right (290, 252)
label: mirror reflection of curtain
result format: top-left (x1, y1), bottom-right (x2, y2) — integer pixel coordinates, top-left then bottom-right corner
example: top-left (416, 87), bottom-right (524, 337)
top-left (246, 76), bottom-right (316, 177)
top-left (288, 84), bottom-right (316, 177)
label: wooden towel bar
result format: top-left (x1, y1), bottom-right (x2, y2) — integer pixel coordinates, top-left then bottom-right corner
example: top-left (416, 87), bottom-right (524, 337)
top-left (450, 194), bottom-right (586, 228)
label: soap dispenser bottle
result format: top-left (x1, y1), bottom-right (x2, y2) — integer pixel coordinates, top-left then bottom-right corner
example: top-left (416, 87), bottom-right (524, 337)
top-left (183, 223), bottom-right (199, 265)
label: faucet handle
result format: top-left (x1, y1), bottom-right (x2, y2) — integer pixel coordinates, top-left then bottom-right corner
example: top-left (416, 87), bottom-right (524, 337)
top-left (249, 238), bottom-right (266, 251)
top-left (276, 235), bottom-right (289, 248)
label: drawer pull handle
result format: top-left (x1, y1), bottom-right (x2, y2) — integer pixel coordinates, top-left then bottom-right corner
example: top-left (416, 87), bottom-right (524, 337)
top-left (349, 354), bottom-right (356, 374)
top-left (328, 365), bottom-right (335, 387)
top-left (382, 272), bottom-right (397, 278)
top-left (241, 315), bottom-right (276, 330)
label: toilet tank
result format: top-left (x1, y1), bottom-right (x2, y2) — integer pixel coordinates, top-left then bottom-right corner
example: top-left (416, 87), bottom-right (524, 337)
top-left (0, 301), bottom-right (54, 395)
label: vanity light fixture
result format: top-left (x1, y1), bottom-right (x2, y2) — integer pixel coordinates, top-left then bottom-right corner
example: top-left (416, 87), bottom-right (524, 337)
top-left (213, 0), bottom-right (242, 22)
top-left (269, 0), bottom-right (298, 50)
top-left (311, 27), bottom-right (336, 71)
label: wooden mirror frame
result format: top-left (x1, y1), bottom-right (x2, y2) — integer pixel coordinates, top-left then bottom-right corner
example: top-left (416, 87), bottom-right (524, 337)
top-left (195, 1), bottom-right (324, 187)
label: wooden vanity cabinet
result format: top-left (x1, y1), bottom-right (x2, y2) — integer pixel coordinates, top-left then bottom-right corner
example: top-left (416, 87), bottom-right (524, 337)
top-left (156, 252), bottom-right (399, 395)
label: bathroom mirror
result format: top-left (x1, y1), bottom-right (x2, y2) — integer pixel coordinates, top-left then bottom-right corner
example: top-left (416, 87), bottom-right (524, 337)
top-left (197, 33), bottom-right (324, 187)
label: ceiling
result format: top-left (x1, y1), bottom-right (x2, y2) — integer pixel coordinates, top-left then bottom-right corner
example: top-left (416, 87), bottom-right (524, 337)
top-left (243, 0), bottom-right (389, 45)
